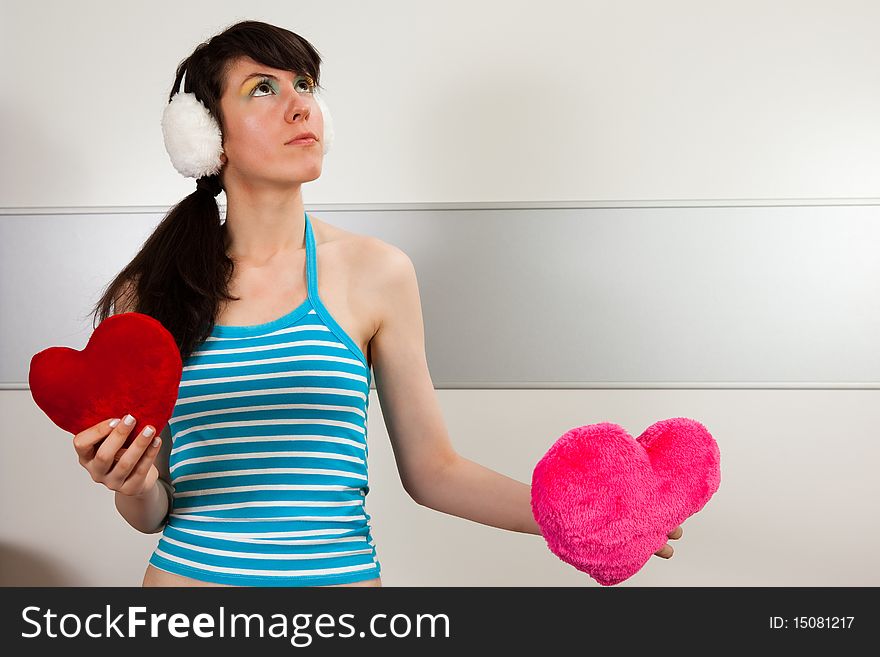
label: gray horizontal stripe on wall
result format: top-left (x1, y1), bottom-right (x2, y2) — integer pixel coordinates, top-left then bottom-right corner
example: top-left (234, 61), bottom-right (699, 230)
top-left (2, 197), bottom-right (880, 216)
top-left (2, 204), bottom-right (878, 388)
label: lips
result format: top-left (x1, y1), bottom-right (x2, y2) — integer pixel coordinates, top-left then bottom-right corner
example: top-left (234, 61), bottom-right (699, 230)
top-left (285, 132), bottom-right (318, 144)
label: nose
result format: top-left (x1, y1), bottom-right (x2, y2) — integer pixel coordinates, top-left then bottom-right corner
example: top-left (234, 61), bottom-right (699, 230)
top-left (284, 91), bottom-right (311, 123)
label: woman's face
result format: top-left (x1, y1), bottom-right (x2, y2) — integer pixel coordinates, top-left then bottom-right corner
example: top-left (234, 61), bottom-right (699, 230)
top-left (217, 55), bottom-right (324, 190)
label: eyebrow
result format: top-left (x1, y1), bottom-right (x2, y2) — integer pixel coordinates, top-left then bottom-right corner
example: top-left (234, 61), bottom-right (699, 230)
top-left (240, 71), bottom-right (311, 86)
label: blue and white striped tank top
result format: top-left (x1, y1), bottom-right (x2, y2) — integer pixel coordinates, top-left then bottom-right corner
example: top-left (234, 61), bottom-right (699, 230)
top-left (149, 212), bottom-right (381, 586)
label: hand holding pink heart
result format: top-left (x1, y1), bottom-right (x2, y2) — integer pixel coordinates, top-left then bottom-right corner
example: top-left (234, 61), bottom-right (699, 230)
top-left (531, 417), bottom-right (721, 585)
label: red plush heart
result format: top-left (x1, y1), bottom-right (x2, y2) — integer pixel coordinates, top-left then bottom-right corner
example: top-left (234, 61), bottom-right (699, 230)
top-left (29, 312), bottom-right (182, 448)
top-left (531, 417), bottom-right (721, 586)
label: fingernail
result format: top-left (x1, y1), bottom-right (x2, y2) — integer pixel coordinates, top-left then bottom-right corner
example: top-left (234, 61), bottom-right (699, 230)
top-left (124, 414), bottom-right (135, 426)
top-left (109, 418), bottom-right (121, 428)
top-left (152, 437), bottom-right (161, 447)
top-left (143, 426), bottom-right (155, 438)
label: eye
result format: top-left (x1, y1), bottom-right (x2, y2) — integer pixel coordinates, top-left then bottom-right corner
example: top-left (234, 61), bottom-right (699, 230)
top-left (250, 75), bottom-right (315, 97)
top-left (251, 77), bottom-right (276, 97)
top-left (295, 75), bottom-right (316, 94)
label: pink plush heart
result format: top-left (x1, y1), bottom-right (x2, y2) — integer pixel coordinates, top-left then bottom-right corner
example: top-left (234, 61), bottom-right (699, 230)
top-left (531, 417), bottom-right (721, 586)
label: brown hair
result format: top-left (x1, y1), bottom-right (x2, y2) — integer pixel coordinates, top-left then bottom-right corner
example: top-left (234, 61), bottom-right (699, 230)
top-left (89, 20), bottom-right (325, 361)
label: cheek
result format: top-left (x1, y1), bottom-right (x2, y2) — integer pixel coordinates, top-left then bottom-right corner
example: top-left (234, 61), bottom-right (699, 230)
top-left (227, 116), bottom-right (278, 158)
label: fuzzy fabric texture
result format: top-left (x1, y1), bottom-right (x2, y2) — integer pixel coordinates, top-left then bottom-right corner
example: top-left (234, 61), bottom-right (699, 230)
top-left (161, 90), bottom-right (335, 179)
top-left (161, 92), bottom-right (225, 178)
top-left (314, 92), bottom-right (334, 156)
top-left (29, 313), bottom-right (182, 447)
top-left (531, 418), bottom-right (721, 586)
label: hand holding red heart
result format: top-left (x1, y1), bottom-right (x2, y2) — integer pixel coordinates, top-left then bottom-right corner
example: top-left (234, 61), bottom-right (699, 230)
top-left (28, 312), bottom-right (182, 497)
top-left (71, 414), bottom-right (162, 498)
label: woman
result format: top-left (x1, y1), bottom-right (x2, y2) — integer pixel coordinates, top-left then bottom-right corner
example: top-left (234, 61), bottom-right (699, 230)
top-left (75, 20), bottom-right (681, 587)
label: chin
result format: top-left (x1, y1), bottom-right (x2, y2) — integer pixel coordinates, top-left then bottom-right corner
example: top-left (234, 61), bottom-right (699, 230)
top-left (300, 163), bottom-right (323, 183)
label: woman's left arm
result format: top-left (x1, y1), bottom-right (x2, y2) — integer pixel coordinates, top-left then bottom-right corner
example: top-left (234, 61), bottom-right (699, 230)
top-left (368, 242), bottom-right (540, 535)
top-left (366, 241), bottom-right (680, 555)
top-left (413, 454), bottom-right (542, 535)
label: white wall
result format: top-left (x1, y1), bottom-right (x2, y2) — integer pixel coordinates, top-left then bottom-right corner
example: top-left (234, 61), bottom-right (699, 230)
top-left (2, 0), bottom-right (877, 208)
top-left (1, 0), bottom-right (878, 587)
top-left (4, 388), bottom-right (879, 586)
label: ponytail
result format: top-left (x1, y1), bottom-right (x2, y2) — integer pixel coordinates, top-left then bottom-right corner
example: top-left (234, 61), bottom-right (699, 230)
top-left (90, 172), bottom-right (237, 361)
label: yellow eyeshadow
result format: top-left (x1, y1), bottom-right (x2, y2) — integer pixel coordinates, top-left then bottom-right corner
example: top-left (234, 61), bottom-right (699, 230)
top-left (240, 78), bottom-right (271, 96)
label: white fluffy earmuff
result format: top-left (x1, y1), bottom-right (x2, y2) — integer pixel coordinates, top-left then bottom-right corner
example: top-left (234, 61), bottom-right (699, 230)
top-left (314, 92), bottom-right (334, 156)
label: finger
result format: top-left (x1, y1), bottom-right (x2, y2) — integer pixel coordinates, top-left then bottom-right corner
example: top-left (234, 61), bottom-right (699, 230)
top-left (92, 413), bottom-right (137, 477)
top-left (105, 424), bottom-right (158, 488)
top-left (72, 417), bottom-right (122, 459)
top-left (667, 525), bottom-right (683, 540)
top-left (118, 448), bottom-right (162, 498)
top-left (654, 543), bottom-right (674, 559)
top-left (128, 439), bottom-right (162, 487)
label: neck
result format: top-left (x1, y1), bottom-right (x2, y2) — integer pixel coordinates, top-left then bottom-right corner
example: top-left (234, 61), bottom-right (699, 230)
top-left (222, 183), bottom-right (307, 266)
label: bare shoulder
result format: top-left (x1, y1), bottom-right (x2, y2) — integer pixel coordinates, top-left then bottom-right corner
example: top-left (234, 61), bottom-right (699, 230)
top-left (310, 215), bottom-right (413, 282)
top-left (354, 234), bottom-right (414, 310)
top-left (310, 216), bottom-right (415, 331)
top-left (353, 236), bottom-right (418, 335)
top-left (359, 235), bottom-right (412, 279)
